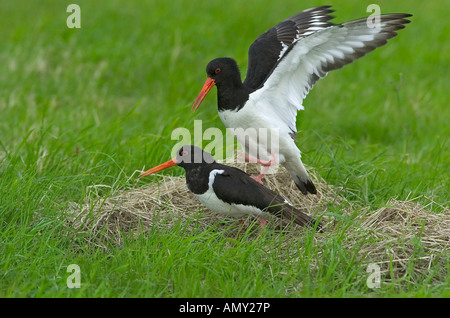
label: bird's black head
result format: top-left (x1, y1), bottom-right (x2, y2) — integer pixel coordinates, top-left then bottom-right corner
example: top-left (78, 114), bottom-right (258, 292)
top-left (175, 145), bottom-right (216, 168)
top-left (205, 57), bottom-right (241, 87)
top-left (139, 145), bottom-right (216, 178)
top-left (192, 57), bottom-right (246, 112)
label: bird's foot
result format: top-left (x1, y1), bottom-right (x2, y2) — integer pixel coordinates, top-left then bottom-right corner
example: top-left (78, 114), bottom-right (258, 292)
top-left (256, 152), bottom-right (277, 167)
top-left (257, 217), bottom-right (268, 232)
top-left (250, 174), bottom-right (264, 184)
top-left (231, 218), bottom-right (269, 246)
top-left (256, 157), bottom-right (274, 167)
top-left (236, 150), bottom-right (276, 166)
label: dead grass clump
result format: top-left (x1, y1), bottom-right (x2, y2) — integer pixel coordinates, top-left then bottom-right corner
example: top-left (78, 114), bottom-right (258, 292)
top-left (66, 165), bottom-right (338, 245)
top-left (66, 163), bottom-right (449, 281)
top-left (354, 196), bottom-right (449, 281)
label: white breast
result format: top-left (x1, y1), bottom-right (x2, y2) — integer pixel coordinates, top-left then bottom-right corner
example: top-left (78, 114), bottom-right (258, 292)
top-left (219, 99), bottom-right (299, 164)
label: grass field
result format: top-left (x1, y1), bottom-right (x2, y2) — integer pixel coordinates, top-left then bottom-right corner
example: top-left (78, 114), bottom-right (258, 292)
top-left (0, 0), bottom-right (449, 298)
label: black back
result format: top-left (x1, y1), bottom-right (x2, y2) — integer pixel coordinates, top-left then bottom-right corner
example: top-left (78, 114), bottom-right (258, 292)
top-left (211, 165), bottom-right (286, 211)
top-left (211, 164), bottom-right (315, 227)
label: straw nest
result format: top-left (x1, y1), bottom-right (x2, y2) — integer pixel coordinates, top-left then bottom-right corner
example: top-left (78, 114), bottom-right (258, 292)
top-left (67, 162), bottom-right (449, 280)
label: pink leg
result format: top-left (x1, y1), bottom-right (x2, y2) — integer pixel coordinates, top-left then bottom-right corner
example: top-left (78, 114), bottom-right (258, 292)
top-left (249, 153), bottom-right (277, 184)
top-left (232, 218), bottom-right (268, 246)
top-left (258, 217), bottom-right (267, 232)
top-left (238, 218), bottom-right (268, 235)
top-left (258, 217), bottom-right (268, 226)
top-left (251, 170), bottom-right (268, 184)
top-left (239, 151), bottom-right (273, 166)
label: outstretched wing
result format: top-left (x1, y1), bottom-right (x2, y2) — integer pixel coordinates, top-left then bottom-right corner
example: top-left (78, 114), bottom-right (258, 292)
top-left (243, 6), bottom-right (335, 90)
top-left (248, 13), bottom-right (412, 137)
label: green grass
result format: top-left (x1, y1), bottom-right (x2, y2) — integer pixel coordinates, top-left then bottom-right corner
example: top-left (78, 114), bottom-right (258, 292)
top-left (0, 0), bottom-right (449, 297)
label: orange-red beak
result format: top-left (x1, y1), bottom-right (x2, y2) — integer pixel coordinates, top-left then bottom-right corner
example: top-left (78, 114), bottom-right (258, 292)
top-left (139, 158), bottom-right (177, 178)
top-left (192, 77), bottom-right (215, 112)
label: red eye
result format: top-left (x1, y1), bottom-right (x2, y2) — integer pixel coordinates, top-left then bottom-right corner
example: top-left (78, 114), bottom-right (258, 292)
top-left (215, 68), bottom-right (221, 74)
top-left (178, 149), bottom-right (188, 156)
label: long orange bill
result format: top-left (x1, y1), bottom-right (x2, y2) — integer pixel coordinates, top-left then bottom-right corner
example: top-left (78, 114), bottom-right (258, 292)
top-left (139, 158), bottom-right (177, 178)
top-left (192, 77), bottom-right (215, 112)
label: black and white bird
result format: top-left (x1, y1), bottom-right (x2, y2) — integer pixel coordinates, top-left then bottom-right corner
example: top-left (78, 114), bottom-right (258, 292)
top-left (192, 5), bottom-right (411, 195)
top-left (140, 145), bottom-right (318, 228)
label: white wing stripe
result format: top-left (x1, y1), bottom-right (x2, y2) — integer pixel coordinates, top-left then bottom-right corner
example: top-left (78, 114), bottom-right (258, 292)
top-left (336, 45), bottom-right (355, 54)
top-left (342, 40), bottom-right (366, 48)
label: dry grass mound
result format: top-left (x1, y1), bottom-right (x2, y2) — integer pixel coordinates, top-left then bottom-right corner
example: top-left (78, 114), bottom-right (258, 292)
top-left (67, 163), bottom-right (449, 280)
top-left (67, 163), bottom-right (339, 244)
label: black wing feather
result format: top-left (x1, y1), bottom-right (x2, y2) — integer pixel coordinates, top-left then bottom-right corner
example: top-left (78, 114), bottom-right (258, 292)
top-left (243, 5), bottom-right (335, 89)
top-left (211, 165), bottom-right (316, 227)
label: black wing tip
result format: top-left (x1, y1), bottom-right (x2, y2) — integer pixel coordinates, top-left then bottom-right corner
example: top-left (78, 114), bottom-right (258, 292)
top-left (381, 13), bottom-right (413, 23)
top-left (294, 177), bottom-right (317, 195)
top-left (308, 5), bottom-right (335, 17)
top-left (289, 5), bottom-right (336, 23)
top-left (386, 13), bottom-right (413, 19)
top-left (345, 13), bottom-right (412, 27)
top-left (308, 5), bottom-right (334, 12)
top-left (378, 14), bottom-right (413, 30)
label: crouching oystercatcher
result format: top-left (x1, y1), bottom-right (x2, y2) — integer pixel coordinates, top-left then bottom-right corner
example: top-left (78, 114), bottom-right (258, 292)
top-left (140, 145), bottom-right (320, 229)
top-left (192, 5), bottom-right (411, 195)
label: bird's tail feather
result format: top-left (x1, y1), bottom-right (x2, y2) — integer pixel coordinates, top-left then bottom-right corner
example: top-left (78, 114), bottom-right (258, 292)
top-left (282, 160), bottom-right (317, 195)
top-left (281, 206), bottom-right (322, 231)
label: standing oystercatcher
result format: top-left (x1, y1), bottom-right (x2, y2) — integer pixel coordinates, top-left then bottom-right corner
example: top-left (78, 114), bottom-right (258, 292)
top-left (140, 145), bottom-right (318, 228)
top-left (192, 6), bottom-right (411, 195)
